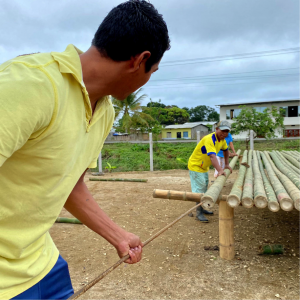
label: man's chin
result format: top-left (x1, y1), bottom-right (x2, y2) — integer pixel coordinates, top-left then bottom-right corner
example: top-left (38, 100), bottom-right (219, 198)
top-left (111, 92), bottom-right (131, 101)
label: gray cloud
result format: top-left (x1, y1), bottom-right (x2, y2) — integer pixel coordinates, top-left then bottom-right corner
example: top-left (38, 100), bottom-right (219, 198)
top-left (1, 0), bottom-right (299, 110)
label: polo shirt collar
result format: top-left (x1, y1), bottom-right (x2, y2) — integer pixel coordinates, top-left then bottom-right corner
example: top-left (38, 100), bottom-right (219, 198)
top-left (51, 44), bottom-right (85, 88)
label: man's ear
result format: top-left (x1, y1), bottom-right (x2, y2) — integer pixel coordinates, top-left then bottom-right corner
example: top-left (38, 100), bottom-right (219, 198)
top-left (130, 51), bottom-right (151, 72)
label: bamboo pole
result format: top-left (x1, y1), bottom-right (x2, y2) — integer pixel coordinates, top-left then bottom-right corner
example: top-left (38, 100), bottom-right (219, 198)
top-left (152, 189), bottom-right (229, 203)
top-left (264, 152), bottom-right (300, 211)
top-left (252, 151), bottom-right (268, 208)
top-left (219, 201), bottom-right (235, 260)
top-left (281, 152), bottom-right (300, 168)
top-left (241, 150), bottom-right (254, 208)
top-left (227, 150), bottom-right (248, 207)
top-left (260, 152), bottom-right (293, 211)
top-left (201, 149), bottom-right (241, 210)
top-left (153, 189), bottom-right (203, 202)
top-left (275, 151), bottom-right (300, 176)
top-left (256, 152), bottom-right (280, 212)
top-left (89, 178), bottom-right (148, 182)
top-left (55, 217), bottom-right (82, 224)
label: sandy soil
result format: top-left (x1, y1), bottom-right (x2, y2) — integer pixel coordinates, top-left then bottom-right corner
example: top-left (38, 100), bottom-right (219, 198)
top-left (50, 170), bottom-right (299, 300)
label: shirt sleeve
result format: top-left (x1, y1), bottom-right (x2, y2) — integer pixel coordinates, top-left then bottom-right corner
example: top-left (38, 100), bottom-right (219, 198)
top-left (204, 136), bottom-right (217, 156)
top-left (222, 140), bottom-right (229, 151)
top-left (0, 62), bottom-right (55, 167)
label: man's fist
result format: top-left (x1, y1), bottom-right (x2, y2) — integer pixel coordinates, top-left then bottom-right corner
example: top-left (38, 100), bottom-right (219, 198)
top-left (115, 232), bottom-right (143, 264)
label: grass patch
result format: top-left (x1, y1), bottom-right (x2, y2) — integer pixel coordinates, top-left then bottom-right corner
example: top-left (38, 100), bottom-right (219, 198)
top-left (89, 139), bottom-right (300, 173)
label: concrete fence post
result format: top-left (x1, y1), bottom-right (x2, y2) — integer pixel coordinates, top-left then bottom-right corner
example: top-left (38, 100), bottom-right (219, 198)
top-left (197, 131), bottom-right (200, 144)
top-left (250, 130), bottom-right (254, 150)
top-left (149, 133), bottom-right (153, 171)
top-left (98, 151), bottom-right (102, 173)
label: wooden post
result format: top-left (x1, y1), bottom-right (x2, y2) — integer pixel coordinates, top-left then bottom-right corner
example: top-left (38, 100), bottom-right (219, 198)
top-left (149, 133), bottom-right (153, 171)
top-left (197, 131), bottom-right (200, 144)
top-left (219, 201), bottom-right (235, 260)
top-left (250, 130), bottom-right (254, 150)
top-left (98, 151), bottom-right (102, 173)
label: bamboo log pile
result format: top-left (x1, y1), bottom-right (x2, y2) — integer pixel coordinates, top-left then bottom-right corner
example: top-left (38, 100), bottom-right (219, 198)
top-left (201, 149), bottom-right (241, 210)
top-left (260, 152), bottom-right (294, 211)
top-left (275, 151), bottom-right (300, 175)
top-left (270, 152), bottom-right (300, 210)
top-left (152, 150), bottom-right (299, 213)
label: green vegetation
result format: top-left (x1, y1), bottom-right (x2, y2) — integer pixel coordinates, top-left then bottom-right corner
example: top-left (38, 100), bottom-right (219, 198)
top-left (231, 106), bottom-right (284, 149)
top-left (113, 88), bottom-right (152, 133)
top-left (89, 139), bottom-right (300, 173)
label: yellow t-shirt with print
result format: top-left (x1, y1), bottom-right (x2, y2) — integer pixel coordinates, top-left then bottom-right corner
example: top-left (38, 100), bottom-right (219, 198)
top-left (0, 45), bottom-right (114, 299)
top-left (188, 132), bottom-right (228, 173)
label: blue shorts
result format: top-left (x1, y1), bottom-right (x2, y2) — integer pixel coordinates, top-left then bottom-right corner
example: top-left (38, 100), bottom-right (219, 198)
top-left (12, 255), bottom-right (74, 300)
top-left (189, 170), bottom-right (209, 194)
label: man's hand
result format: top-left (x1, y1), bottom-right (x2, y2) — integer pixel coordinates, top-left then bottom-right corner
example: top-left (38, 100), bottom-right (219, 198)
top-left (224, 164), bottom-right (233, 173)
top-left (217, 169), bottom-right (226, 177)
top-left (229, 152), bottom-right (238, 158)
top-left (116, 231), bottom-right (143, 264)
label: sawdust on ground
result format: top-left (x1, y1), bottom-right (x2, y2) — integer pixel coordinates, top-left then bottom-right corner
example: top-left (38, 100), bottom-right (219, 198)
top-left (50, 170), bottom-right (299, 300)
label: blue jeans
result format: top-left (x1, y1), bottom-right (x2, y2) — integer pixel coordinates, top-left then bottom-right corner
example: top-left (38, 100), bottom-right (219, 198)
top-left (12, 255), bottom-right (74, 300)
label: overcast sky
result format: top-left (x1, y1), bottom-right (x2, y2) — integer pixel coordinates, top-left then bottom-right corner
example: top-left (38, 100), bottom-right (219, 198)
top-left (1, 0), bottom-right (299, 110)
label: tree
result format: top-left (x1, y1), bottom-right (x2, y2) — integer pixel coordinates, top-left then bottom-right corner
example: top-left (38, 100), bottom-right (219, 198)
top-left (146, 99), bottom-right (166, 108)
top-left (231, 106), bottom-right (284, 149)
top-left (112, 89), bottom-right (153, 133)
top-left (142, 106), bottom-right (189, 126)
top-left (186, 105), bottom-right (219, 122)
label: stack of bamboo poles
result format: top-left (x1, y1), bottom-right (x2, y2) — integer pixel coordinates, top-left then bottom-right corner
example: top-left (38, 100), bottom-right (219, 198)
top-left (226, 150), bottom-right (300, 212)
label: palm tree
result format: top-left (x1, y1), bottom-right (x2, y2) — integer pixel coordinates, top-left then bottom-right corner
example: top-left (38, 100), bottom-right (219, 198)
top-left (112, 89), bottom-right (153, 133)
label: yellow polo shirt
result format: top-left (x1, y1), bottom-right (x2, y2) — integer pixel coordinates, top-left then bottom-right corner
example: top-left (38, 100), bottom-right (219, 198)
top-left (0, 45), bottom-right (114, 298)
top-left (188, 132), bottom-right (228, 173)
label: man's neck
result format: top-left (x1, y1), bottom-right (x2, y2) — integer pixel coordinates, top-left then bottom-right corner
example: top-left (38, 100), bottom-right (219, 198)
top-left (79, 47), bottom-right (119, 110)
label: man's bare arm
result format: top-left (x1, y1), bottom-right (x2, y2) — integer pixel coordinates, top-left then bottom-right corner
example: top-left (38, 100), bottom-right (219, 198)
top-left (224, 150), bottom-right (233, 173)
top-left (64, 171), bottom-right (142, 264)
top-left (210, 154), bottom-right (225, 177)
top-left (229, 141), bottom-right (238, 156)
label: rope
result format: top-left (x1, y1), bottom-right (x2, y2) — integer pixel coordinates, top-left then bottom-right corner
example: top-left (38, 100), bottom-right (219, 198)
top-left (68, 202), bottom-right (203, 299)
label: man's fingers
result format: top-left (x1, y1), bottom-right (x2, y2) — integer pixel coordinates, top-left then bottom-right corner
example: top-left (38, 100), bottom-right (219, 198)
top-left (125, 246), bottom-right (142, 264)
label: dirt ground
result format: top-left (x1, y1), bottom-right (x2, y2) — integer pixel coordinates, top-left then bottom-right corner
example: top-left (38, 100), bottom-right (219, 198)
top-left (51, 170), bottom-right (299, 300)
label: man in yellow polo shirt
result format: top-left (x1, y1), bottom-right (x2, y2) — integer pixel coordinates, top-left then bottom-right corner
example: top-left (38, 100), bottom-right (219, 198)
top-left (0, 1), bottom-right (170, 299)
top-left (188, 121), bottom-right (233, 222)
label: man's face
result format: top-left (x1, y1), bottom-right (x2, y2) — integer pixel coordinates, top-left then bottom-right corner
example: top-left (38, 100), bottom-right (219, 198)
top-left (112, 60), bottom-right (160, 100)
top-left (216, 128), bottom-right (229, 140)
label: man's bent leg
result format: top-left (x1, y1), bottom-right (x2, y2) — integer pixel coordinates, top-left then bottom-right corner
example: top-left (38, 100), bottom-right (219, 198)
top-left (189, 170), bottom-right (210, 222)
top-left (12, 255), bottom-right (74, 300)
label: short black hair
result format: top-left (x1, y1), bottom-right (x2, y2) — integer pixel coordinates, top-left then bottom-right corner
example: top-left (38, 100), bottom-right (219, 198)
top-left (92, 0), bottom-right (170, 72)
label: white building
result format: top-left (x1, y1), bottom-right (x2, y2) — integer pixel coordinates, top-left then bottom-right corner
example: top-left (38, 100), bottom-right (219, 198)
top-left (218, 99), bottom-right (300, 139)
